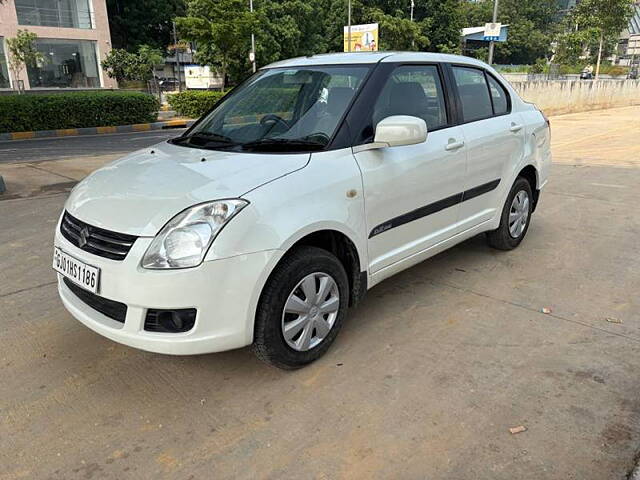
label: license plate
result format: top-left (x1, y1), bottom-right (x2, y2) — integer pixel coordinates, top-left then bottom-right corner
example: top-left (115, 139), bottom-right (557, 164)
top-left (53, 247), bottom-right (100, 294)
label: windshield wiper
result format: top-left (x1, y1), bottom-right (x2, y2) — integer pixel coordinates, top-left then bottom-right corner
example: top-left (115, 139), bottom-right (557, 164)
top-left (189, 132), bottom-right (235, 143)
top-left (241, 137), bottom-right (326, 152)
top-left (171, 132), bottom-right (237, 150)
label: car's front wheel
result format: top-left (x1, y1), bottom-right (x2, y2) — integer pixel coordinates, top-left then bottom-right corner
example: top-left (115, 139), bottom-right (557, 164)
top-left (486, 176), bottom-right (534, 250)
top-left (252, 246), bottom-right (349, 369)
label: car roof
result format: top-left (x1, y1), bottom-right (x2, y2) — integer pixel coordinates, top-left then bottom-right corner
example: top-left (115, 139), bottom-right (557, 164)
top-left (263, 52), bottom-right (488, 69)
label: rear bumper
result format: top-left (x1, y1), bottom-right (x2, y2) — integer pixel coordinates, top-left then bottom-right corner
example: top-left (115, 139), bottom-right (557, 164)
top-left (55, 228), bottom-right (280, 355)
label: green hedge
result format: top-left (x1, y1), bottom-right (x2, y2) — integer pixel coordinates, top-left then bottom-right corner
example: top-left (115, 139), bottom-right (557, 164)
top-left (167, 90), bottom-right (227, 118)
top-left (0, 91), bottom-right (159, 133)
top-left (167, 88), bottom-right (305, 119)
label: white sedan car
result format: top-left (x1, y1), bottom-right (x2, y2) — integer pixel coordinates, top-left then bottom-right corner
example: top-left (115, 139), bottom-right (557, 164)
top-left (54, 52), bottom-right (551, 369)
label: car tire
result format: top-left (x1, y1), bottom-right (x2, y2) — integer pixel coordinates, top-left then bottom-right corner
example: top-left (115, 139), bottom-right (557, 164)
top-left (252, 246), bottom-right (349, 370)
top-left (486, 177), bottom-right (534, 251)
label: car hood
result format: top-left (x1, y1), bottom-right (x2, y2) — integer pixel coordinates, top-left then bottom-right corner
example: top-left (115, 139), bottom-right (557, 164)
top-left (65, 140), bottom-right (309, 237)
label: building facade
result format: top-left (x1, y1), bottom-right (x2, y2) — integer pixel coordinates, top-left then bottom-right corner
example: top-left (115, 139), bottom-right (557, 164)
top-left (0, 0), bottom-right (116, 90)
top-left (617, 1), bottom-right (640, 65)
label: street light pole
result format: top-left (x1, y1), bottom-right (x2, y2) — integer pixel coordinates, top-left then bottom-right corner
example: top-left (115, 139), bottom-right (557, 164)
top-left (487, 0), bottom-right (499, 65)
top-left (172, 21), bottom-right (182, 92)
top-left (410, 0), bottom-right (415, 49)
top-left (249, 0), bottom-right (256, 72)
top-left (595, 31), bottom-right (604, 80)
top-left (347, 0), bottom-right (352, 52)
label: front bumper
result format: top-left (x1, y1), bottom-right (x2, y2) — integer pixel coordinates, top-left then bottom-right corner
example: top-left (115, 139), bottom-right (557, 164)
top-left (55, 228), bottom-right (280, 355)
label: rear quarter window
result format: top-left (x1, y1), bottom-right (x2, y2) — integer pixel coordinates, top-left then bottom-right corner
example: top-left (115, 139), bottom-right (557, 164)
top-left (452, 66), bottom-right (493, 123)
top-left (487, 75), bottom-right (509, 115)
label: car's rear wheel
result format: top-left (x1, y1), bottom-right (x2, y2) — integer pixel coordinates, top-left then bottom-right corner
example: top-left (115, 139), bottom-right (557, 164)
top-left (252, 246), bottom-right (349, 369)
top-left (486, 177), bottom-right (533, 250)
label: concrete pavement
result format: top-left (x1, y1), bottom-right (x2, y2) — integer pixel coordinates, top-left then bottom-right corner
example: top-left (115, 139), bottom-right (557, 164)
top-left (1, 107), bottom-right (640, 479)
top-left (0, 129), bottom-right (184, 200)
top-left (0, 129), bottom-right (184, 164)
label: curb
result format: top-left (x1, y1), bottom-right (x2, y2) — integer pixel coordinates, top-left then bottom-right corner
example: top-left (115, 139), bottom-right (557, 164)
top-left (0, 119), bottom-right (196, 142)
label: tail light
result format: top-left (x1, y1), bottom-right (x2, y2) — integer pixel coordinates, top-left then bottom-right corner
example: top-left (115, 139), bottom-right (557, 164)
top-left (543, 114), bottom-right (550, 141)
top-left (535, 105), bottom-right (551, 141)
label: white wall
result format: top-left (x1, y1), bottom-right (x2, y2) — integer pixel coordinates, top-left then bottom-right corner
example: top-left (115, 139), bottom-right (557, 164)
top-left (511, 79), bottom-right (640, 115)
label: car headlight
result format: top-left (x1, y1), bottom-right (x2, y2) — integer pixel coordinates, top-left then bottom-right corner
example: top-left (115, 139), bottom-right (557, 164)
top-left (142, 199), bottom-right (248, 269)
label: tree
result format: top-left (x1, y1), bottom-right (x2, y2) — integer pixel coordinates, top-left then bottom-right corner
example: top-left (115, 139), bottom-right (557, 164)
top-left (461, 0), bottom-right (559, 64)
top-left (136, 45), bottom-right (164, 81)
top-left (101, 48), bottom-right (139, 83)
top-left (416, 0), bottom-right (463, 53)
top-left (563, 0), bottom-right (635, 78)
top-left (553, 22), bottom-right (600, 66)
top-left (256, 0), bottom-right (336, 64)
top-left (6, 30), bottom-right (44, 93)
top-left (176, 0), bottom-right (471, 88)
top-left (345, 0), bottom-right (460, 52)
top-left (176, 0), bottom-right (257, 89)
top-left (101, 45), bottom-right (164, 84)
top-left (364, 7), bottom-right (430, 51)
top-left (107, 0), bottom-right (186, 51)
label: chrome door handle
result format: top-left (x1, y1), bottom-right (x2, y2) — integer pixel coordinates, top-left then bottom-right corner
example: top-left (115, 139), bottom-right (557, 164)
top-left (445, 140), bottom-right (465, 151)
top-left (510, 124), bottom-right (523, 133)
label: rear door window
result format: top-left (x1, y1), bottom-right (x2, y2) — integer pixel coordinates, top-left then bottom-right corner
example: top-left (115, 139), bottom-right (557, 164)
top-left (452, 66), bottom-right (493, 123)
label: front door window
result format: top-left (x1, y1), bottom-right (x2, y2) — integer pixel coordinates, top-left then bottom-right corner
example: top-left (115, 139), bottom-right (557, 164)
top-left (372, 65), bottom-right (448, 130)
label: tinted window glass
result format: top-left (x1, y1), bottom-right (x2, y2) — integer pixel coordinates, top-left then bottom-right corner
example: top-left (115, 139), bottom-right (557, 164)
top-left (487, 75), bottom-right (509, 115)
top-left (27, 39), bottom-right (100, 88)
top-left (16, 0), bottom-right (93, 29)
top-left (452, 67), bottom-right (492, 123)
top-left (0, 39), bottom-right (9, 88)
top-left (373, 65), bottom-right (447, 131)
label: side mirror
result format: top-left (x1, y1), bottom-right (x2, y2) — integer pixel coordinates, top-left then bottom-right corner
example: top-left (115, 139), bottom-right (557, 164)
top-left (375, 115), bottom-right (428, 146)
top-left (353, 115), bottom-right (427, 153)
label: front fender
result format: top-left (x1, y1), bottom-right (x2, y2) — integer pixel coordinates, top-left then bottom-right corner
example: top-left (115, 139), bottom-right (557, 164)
top-left (206, 148), bottom-right (368, 269)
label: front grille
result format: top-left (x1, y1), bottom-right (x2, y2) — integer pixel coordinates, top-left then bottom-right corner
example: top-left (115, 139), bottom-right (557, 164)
top-left (60, 211), bottom-right (138, 261)
top-left (63, 278), bottom-right (127, 323)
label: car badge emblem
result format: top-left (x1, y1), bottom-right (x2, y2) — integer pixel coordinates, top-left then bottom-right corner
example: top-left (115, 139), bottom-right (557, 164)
top-left (79, 227), bottom-right (90, 247)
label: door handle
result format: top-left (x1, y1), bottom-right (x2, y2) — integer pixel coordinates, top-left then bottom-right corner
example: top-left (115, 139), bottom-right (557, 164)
top-left (445, 140), bottom-right (465, 151)
top-left (510, 123), bottom-right (523, 133)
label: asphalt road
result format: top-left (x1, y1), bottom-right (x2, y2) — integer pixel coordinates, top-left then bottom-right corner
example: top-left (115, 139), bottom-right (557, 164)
top-left (0, 129), bottom-right (185, 164)
top-left (1, 107), bottom-right (640, 479)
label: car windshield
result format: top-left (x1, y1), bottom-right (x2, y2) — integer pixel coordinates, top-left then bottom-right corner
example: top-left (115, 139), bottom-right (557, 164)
top-left (173, 66), bottom-right (369, 152)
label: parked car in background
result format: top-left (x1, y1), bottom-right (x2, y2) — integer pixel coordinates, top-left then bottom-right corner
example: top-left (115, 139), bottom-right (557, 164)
top-left (53, 52), bottom-right (551, 369)
top-left (580, 69), bottom-right (593, 80)
top-left (158, 77), bottom-right (181, 91)
top-left (628, 68), bottom-right (638, 80)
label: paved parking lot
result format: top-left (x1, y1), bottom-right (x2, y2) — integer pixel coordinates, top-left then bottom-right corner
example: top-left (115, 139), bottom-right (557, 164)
top-left (1, 106), bottom-right (639, 479)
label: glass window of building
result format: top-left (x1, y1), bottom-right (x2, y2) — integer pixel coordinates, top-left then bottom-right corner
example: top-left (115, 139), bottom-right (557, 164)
top-left (0, 40), bottom-right (10, 89)
top-left (27, 39), bottom-right (100, 88)
top-left (15, 0), bottom-right (94, 29)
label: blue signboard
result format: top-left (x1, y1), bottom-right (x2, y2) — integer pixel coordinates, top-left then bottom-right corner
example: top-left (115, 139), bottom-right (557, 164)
top-left (462, 25), bottom-right (509, 43)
